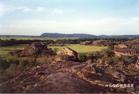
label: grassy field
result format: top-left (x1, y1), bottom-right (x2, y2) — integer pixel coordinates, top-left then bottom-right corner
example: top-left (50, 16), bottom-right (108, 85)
top-left (0, 36), bottom-right (78, 40)
top-left (0, 44), bottom-right (107, 57)
top-left (0, 45), bottom-right (26, 56)
top-left (49, 44), bottom-right (107, 54)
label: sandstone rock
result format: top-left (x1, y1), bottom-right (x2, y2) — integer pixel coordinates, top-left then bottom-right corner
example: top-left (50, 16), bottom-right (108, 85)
top-left (57, 47), bottom-right (78, 61)
top-left (104, 68), bottom-right (126, 82)
top-left (116, 44), bottom-right (128, 49)
top-left (44, 72), bottom-right (95, 93)
top-left (114, 39), bottom-right (139, 57)
top-left (135, 59), bottom-right (139, 69)
top-left (92, 40), bottom-right (112, 46)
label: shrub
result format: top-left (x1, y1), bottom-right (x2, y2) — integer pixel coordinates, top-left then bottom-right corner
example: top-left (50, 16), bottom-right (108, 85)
top-left (78, 54), bottom-right (87, 62)
top-left (18, 58), bottom-right (38, 70)
top-left (121, 56), bottom-right (138, 64)
top-left (0, 57), bottom-right (10, 70)
top-left (111, 56), bottom-right (120, 63)
top-left (102, 48), bottom-right (114, 57)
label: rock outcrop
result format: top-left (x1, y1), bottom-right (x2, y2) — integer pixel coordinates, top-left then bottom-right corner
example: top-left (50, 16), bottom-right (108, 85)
top-left (10, 42), bottom-right (54, 57)
top-left (114, 40), bottom-right (139, 57)
top-left (56, 47), bottom-right (79, 61)
top-left (2, 40), bottom-right (139, 93)
top-left (92, 40), bottom-right (113, 46)
top-left (0, 57), bottom-right (138, 93)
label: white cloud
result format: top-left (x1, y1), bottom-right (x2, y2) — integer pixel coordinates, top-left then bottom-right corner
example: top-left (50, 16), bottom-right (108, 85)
top-left (0, 3), bottom-right (64, 16)
top-left (20, 6), bottom-right (46, 12)
top-left (0, 3), bottom-right (6, 16)
top-left (0, 3), bottom-right (46, 15)
top-left (16, 6), bottom-right (46, 12)
top-left (22, 7), bottom-right (32, 12)
top-left (36, 7), bottom-right (45, 12)
top-left (1, 17), bottom-right (139, 35)
top-left (51, 8), bottom-right (64, 15)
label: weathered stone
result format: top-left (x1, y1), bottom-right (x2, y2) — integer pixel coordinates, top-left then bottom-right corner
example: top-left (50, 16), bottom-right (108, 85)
top-left (114, 39), bottom-right (139, 57)
top-left (92, 40), bottom-right (112, 46)
top-left (134, 57), bottom-right (139, 69)
top-left (104, 68), bottom-right (126, 82)
top-left (57, 47), bottom-right (79, 61)
top-left (116, 44), bottom-right (128, 49)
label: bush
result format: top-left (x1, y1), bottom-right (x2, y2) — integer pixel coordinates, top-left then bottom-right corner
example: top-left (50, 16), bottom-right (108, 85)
top-left (18, 58), bottom-right (38, 70)
top-left (102, 48), bottom-right (114, 57)
top-left (78, 54), bottom-right (87, 62)
top-left (0, 57), bottom-right (11, 70)
top-left (0, 57), bottom-right (39, 82)
top-left (111, 56), bottom-right (120, 63)
top-left (121, 56), bottom-right (138, 64)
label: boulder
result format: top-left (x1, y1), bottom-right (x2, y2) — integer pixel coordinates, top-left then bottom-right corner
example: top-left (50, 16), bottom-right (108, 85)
top-left (92, 40), bottom-right (112, 46)
top-left (116, 44), bottom-right (128, 49)
top-left (57, 47), bottom-right (78, 61)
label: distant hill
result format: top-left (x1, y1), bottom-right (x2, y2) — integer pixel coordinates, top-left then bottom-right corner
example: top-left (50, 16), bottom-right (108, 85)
top-left (41, 33), bottom-right (97, 38)
top-left (41, 33), bottom-right (139, 39)
top-left (0, 33), bottom-right (139, 39)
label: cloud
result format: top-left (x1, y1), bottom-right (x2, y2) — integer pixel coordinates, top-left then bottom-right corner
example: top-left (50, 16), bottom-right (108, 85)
top-left (15, 6), bottom-right (46, 12)
top-left (1, 17), bottom-right (139, 35)
top-left (36, 7), bottom-right (45, 12)
top-left (51, 8), bottom-right (64, 15)
top-left (20, 6), bottom-right (46, 12)
top-left (0, 3), bottom-right (64, 16)
top-left (22, 7), bottom-right (32, 12)
top-left (0, 3), bottom-right (7, 16)
top-left (0, 2), bottom-right (46, 15)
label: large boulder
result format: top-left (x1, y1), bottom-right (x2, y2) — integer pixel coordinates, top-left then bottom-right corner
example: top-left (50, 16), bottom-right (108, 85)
top-left (57, 47), bottom-right (79, 61)
top-left (10, 42), bottom-right (54, 57)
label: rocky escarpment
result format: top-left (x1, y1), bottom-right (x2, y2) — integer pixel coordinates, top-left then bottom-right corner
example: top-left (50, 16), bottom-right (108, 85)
top-left (80, 40), bottom-right (113, 46)
top-left (114, 40), bottom-right (139, 57)
top-left (0, 57), bottom-right (139, 93)
top-left (1, 42), bottom-right (139, 93)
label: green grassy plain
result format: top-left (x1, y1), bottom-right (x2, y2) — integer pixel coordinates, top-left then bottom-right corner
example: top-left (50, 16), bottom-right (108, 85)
top-left (0, 36), bottom-right (78, 40)
top-left (0, 45), bottom-right (26, 56)
top-left (49, 44), bottom-right (107, 54)
top-left (0, 44), bottom-right (107, 57)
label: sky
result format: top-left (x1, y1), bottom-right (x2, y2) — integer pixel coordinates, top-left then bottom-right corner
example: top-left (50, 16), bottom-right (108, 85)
top-left (0, 0), bottom-right (139, 35)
